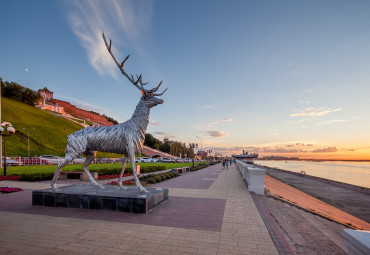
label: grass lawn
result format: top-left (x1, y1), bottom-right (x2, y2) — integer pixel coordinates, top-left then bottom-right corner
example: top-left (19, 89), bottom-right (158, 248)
top-left (1, 97), bottom-right (125, 158)
top-left (0, 162), bottom-right (196, 176)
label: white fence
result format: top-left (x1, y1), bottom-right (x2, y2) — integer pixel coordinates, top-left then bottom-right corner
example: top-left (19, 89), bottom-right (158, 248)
top-left (2, 157), bottom-right (126, 166)
top-left (235, 159), bottom-right (266, 195)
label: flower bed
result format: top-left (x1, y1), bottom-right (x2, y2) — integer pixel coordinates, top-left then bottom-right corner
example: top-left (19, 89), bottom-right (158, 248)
top-left (0, 175), bottom-right (20, 181)
top-left (0, 187), bottom-right (24, 193)
top-left (98, 173), bottom-right (133, 180)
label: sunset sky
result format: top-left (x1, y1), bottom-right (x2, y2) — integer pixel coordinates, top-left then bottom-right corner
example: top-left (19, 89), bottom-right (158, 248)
top-left (1, 0), bottom-right (370, 159)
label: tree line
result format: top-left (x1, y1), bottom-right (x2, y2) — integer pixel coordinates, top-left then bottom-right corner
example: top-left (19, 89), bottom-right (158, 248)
top-left (1, 80), bottom-right (41, 105)
top-left (144, 133), bottom-right (195, 158)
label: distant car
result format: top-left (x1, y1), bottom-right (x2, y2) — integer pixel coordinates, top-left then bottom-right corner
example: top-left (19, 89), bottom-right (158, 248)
top-left (135, 157), bottom-right (155, 163)
top-left (72, 156), bottom-right (85, 164)
top-left (175, 158), bottom-right (184, 163)
top-left (39, 155), bottom-right (60, 165)
top-left (158, 158), bottom-right (175, 163)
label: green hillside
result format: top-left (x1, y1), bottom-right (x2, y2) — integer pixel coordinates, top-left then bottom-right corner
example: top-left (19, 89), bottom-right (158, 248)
top-left (1, 97), bottom-right (121, 157)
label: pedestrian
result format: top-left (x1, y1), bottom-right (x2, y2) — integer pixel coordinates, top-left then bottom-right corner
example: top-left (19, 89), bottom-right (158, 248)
top-left (226, 159), bottom-right (229, 169)
top-left (222, 159), bottom-right (225, 169)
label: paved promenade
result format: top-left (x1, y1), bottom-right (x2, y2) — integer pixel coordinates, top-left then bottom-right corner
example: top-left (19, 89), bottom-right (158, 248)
top-left (0, 164), bottom-right (279, 255)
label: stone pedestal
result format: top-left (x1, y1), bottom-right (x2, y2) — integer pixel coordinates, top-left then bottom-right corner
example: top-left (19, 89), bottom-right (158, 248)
top-left (246, 167), bottom-right (266, 195)
top-left (235, 160), bottom-right (266, 195)
top-left (32, 184), bottom-right (168, 214)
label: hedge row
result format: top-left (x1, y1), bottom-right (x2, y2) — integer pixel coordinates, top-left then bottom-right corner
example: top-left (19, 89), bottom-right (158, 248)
top-left (190, 164), bottom-right (209, 171)
top-left (17, 165), bottom-right (166, 182)
top-left (143, 172), bottom-right (179, 184)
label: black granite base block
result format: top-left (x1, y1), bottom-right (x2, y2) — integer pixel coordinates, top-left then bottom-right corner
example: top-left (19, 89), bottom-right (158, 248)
top-left (103, 198), bottom-right (117, 211)
top-left (118, 198), bottom-right (132, 212)
top-left (32, 184), bottom-right (168, 214)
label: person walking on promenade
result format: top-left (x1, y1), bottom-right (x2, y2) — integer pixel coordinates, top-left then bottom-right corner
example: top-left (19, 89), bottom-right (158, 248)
top-left (222, 159), bottom-right (225, 169)
top-left (225, 158), bottom-right (229, 169)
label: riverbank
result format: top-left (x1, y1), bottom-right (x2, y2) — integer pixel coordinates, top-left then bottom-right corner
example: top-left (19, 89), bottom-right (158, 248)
top-left (256, 160), bottom-right (370, 188)
top-left (263, 166), bottom-right (370, 226)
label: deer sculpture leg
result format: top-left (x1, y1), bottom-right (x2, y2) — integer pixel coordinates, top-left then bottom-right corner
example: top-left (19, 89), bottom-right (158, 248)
top-left (117, 157), bottom-right (128, 190)
top-left (83, 151), bottom-right (104, 189)
top-left (51, 157), bottom-right (72, 191)
top-left (128, 146), bottom-right (148, 192)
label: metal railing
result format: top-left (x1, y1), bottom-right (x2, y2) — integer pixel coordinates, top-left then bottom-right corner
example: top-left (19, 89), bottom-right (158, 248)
top-left (2, 157), bottom-right (127, 166)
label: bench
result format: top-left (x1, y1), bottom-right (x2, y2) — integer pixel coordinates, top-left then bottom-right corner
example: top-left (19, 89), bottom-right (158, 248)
top-left (59, 171), bottom-right (98, 181)
top-left (171, 168), bottom-right (187, 174)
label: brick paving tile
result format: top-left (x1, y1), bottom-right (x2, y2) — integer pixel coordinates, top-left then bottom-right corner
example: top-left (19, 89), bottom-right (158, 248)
top-left (0, 163), bottom-right (279, 255)
top-left (152, 164), bottom-right (221, 189)
top-left (251, 192), bottom-right (296, 255)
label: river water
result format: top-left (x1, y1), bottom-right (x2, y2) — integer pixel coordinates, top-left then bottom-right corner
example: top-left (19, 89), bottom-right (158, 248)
top-left (255, 160), bottom-right (370, 188)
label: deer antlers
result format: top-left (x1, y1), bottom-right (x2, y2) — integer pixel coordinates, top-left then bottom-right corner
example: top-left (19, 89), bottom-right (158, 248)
top-left (102, 33), bottom-right (167, 97)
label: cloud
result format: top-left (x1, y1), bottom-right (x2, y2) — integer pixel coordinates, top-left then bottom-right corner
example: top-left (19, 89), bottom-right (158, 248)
top-left (66, 0), bottom-right (152, 79)
top-left (289, 119), bottom-right (306, 124)
top-left (312, 147), bottom-right (337, 153)
top-left (206, 131), bottom-right (229, 138)
top-left (25, 68), bottom-right (29, 72)
top-left (291, 107), bottom-right (341, 117)
top-left (287, 62), bottom-right (293, 66)
top-left (196, 118), bottom-right (233, 130)
top-left (315, 119), bottom-right (348, 126)
top-left (153, 131), bottom-right (175, 139)
top-left (221, 118), bottom-right (233, 122)
top-left (200, 105), bottom-right (215, 110)
top-left (149, 119), bottom-right (163, 126)
top-left (299, 99), bottom-right (310, 104)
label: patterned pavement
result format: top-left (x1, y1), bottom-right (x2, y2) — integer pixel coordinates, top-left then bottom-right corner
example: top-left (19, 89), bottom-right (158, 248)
top-left (0, 164), bottom-right (279, 255)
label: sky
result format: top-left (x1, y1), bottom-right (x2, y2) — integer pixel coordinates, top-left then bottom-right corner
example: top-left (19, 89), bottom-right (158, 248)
top-left (1, 0), bottom-right (370, 160)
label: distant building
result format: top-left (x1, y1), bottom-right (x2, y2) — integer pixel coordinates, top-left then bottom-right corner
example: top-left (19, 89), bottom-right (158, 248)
top-left (36, 88), bottom-right (114, 126)
top-left (259, 156), bottom-right (300, 160)
top-left (38, 89), bottom-right (54, 101)
top-left (232, 150), bottom-right (258, 164)
top-left (197, 150), bottom-right (208, 160)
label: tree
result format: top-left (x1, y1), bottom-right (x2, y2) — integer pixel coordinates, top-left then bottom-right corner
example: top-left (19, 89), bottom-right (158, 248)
top-left (4, 82), bottom-right (24, 101)
top-left (22, 88), bottom-right (41, 105)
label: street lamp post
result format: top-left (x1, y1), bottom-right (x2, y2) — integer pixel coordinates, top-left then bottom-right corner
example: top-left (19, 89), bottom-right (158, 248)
top-left (0, 122), bottom-right (16, 176)
top-left (207, 149), bottom-right (212, 162)
top-left (189, 143), bottom-right (198, 168)
top-left (23, 128), bottom-right (35, 156)
top-left (196, 136), bottom-right (202, 152)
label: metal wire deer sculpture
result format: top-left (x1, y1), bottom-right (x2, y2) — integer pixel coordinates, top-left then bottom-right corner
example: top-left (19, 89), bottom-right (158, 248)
top-left (51, 33), bottom-right (167, 192)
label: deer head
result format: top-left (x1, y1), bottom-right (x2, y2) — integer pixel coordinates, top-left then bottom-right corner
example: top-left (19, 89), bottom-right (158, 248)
top-left (102, 33), bottom-right (167, 109)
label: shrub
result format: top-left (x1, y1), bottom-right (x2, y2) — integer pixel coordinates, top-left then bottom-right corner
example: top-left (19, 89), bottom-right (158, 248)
top-left (18, 172), bottom-right (54, 181)
top-left (147, 178), bottom-right (156, 184)
top-left (190, 164), bottom-right (208, 171)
